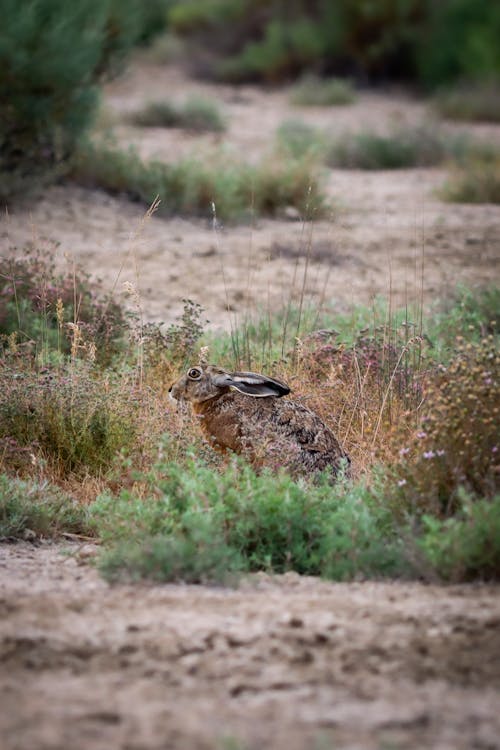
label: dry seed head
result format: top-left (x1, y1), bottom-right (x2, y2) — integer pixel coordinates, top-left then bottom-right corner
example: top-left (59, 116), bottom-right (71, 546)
top-left (8, 331), bottom-right (18, 354)
top-left (56, 298), bottom-right (64, 327)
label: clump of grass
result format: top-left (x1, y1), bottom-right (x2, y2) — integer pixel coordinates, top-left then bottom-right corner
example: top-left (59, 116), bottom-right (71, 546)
top-left (0, 361), bottom-right (141, 477)
top-left (275, 119), bottom-right (327, 160)
top-left (0, 474), bottom-right (91, 540)
top-left (394, 337), bottom-right (499, 516)
top-left (130, 95), bottom-right (226, 132)
top-left (434, 81), bottom-right (500, 123)
top-left (441, 155), bottom-right (500, 204)
top-left (328, 124), bottom-right (453, 169)
top-left (290, 76), bottom-right (356, 106)
top-left (71, 141), bottom-right (325, 220)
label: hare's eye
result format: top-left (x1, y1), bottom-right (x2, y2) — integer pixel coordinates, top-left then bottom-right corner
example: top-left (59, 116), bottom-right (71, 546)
top-left (188, 368), bottom-right (202, 380)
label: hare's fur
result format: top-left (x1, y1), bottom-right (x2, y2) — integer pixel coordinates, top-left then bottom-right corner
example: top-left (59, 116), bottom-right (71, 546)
top-left (169, 365), bottom-right (350, 478)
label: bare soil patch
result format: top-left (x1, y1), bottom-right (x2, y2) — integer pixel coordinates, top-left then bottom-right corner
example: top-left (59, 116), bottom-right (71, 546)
top-left (1, 543), bottom-right (500, 750)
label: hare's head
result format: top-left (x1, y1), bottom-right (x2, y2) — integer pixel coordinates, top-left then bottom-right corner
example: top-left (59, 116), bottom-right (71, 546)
top-left (169, 365), bottom-right (290, 405)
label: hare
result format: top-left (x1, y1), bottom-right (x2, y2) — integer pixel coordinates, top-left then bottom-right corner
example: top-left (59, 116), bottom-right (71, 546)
top-left (169, 365), bottom-right (350, 479)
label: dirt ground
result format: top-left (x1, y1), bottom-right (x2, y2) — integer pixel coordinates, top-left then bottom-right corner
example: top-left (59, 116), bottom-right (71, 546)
top-left (1, 60), bottom-right (500, 750)
top-left (1, 542), bottom-right (500, 750)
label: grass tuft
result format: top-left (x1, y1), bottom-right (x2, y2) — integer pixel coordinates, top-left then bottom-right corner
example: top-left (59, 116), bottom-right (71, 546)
top-left (130, 95), bottom-right (226, 132)
top-left (328, 124), bottom-right (454, 170)
top-left (441, 154), bottom-right (500, 204)
top-left (71, 141), bottom-right (325, 220)
top-left (0, 474), bottom-right (91, 540)
top-left (290, 76), bottom-right (356, 106)
top-left (434, 81), bottom-right (500, 123)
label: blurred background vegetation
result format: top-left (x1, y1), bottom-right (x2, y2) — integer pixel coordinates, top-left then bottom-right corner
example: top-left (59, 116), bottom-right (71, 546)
top-left (1, 0), bottom-right (499, 198)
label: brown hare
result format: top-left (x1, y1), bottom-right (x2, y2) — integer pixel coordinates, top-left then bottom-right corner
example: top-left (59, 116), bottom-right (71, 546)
top-left (169, 365), bottom-right (350, 479)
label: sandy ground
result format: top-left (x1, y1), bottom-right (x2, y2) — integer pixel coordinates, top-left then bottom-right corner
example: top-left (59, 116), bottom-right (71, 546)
top-left (1, 61), bottom-right (500, 750)
top-left (1, 542), bottom-right (500, 750)
top-left (1, 63), bottom-right (499, 329)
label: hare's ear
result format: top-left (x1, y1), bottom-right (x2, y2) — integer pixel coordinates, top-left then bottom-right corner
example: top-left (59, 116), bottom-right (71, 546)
top-left (227, 371), bottom-right (290, 398)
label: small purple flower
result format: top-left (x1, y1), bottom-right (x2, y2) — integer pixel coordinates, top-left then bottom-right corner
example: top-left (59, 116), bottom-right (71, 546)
top-left (417, 431), bottom-right (427, 439)
top-left (399, 447), bottom-right (410, 456)
top-left (397, 479), bottom-right (407, 487)
top-left (493, 446), bottom-right (498, 454)
top-left (423, 451), bottom-right (435, 459)
top-left (436, 449), bottom-right (445, 457)
top-left (484, 377), bottom-right (493, 386)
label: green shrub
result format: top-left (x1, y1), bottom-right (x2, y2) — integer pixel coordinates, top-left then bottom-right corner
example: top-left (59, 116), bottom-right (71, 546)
top-left (394, 337), bottom-right (499, 516)
top-left (0, 474), bottom-right (91, 539)
top-left (290, 76), bottom-right (356, 106)
top-left (417, 3), bottom-right (500, 89)
top-left (71, 142), bottom-right (324, 220)
top-left (169, 1), bottom-right (500, 89)
top-left (418, 494), bottom-right (500, 581)
top-left (328, 124), bottom-right (454, 170)
top-left (275, 120), bottom-right (327, 160)
top-left (434, 81), bottom-right (500, 123)
top-left (442, 155), bottom-right (500, 204)
top-left (0, 0), bottom-right (145, 201)
top-left (92, 458), bottom-right (406, 584)
top-left (130, 96), bottom-right (226, 132)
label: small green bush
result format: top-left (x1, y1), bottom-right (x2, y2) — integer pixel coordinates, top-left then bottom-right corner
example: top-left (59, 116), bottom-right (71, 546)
top-left (93, 458), bottom-right (406, 584)
top-left (0, 474), bottom-right (91, 539)
top-left (71, 142), bottom-right (324, 220)
top-left (328, 125), bottom-right (453, 170)
top-left (434, 81), bottom-right (500, 123)
top-left (130, 96), bottom-right (226, 132)
top-left (290, 76), bottom-right (356, 106)
top-left (442, 156), bottom-right (500, 204)
top-left (418, 494), bottom-right (500, 581)
top-left (0, 0), bottom-right (145, 200)
top-left (275, 120), bottom-right (327, 160)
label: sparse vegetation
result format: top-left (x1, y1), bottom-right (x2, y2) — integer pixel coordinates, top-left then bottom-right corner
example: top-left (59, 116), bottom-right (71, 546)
top-left (275, 120), bottom-right (327, 160)
top-left (0, 474), bottom-right (91, 540)
top-left (130, 96), bottom-right (226, 132)
top-left (71, 141), bottom-right (325, 220)
top-left (442, 155), bottom-right (500, 204)
top-left (434, 81), bottom-right (500, 123)
top-left (1, 245), bottom-right (498, 584)
top-left (327, 124), bottom-right (454, 170)
top-left (290, 76), bottom-right (356, 106)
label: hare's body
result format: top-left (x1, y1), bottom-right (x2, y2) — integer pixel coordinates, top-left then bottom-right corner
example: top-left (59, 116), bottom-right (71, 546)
top-left (169, 365), bottom-right (349, 478)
